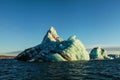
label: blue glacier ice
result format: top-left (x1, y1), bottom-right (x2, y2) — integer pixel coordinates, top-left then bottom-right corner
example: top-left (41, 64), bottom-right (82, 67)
top-left (89, 47), bottom-right (112, 60)
top-left (15, 27), bottom-right (90, 62)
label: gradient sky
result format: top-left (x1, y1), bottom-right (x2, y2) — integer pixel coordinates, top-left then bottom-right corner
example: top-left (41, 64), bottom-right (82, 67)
top-left (0, 0), bottom-right (120, 53)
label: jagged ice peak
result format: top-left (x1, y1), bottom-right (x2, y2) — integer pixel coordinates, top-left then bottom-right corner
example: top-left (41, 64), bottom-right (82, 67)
top-left (42, 26), bottom-right (63, 43)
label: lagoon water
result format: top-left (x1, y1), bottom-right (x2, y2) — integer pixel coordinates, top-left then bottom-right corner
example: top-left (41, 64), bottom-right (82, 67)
top-left (0, 59), bottom-right (120, 80)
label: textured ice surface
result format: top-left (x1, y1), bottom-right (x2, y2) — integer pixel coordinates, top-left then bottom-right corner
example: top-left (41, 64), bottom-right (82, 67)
top-left (59, 35), bottom-right (90, 61)
top-left (90, 47), bottom-right (112, 60)
top-left (15, 27), bottom-right (90, 61)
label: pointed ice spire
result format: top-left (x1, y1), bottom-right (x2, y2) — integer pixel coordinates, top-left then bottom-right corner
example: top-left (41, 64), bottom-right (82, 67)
top-left (49, 26), bottom-right (55, 32)
top-left (42, 26), bottom-right (63, 43)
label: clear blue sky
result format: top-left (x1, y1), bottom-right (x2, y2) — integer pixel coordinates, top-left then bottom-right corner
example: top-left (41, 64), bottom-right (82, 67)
top-left (0, 0), bottom-right (120, 53)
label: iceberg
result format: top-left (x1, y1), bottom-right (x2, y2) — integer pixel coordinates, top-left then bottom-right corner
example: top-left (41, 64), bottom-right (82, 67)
top-left (15, 27), bottom-right (90, 62)
top-left (89, 47), bottom-right (112, 60)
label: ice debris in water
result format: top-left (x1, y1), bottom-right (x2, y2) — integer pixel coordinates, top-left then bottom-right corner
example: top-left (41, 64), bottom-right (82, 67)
top-left (15, 27), bottom-right (90, 62)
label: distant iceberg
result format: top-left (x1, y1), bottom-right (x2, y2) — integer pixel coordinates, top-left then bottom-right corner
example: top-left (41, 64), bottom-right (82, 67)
top-left (15, 27), bottom-right (90, 62)
top-left (89, 47), bottom-right (112, 60)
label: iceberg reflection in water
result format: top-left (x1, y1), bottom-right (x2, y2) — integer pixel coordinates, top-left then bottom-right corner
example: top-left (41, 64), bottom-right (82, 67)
top-left (0, 59), bottom-right (120, 80)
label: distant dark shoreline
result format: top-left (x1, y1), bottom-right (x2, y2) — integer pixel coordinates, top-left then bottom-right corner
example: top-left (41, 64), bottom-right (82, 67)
top-left (0, 55), bottom-right (15, 59)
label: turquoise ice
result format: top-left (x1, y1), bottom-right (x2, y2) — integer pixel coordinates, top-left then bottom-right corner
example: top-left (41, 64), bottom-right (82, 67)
top-left (89, 47), bottom-right (112, 60)
top-left (16, 27), bottom-right (90, 62)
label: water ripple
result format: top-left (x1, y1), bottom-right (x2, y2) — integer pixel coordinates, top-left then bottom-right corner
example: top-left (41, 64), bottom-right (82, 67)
top-left (0, 59), bottom-right (120, 80)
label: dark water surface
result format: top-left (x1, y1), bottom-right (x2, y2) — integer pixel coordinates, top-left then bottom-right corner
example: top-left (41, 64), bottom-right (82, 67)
top-left (0, 59), bottom-right (120, 80)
